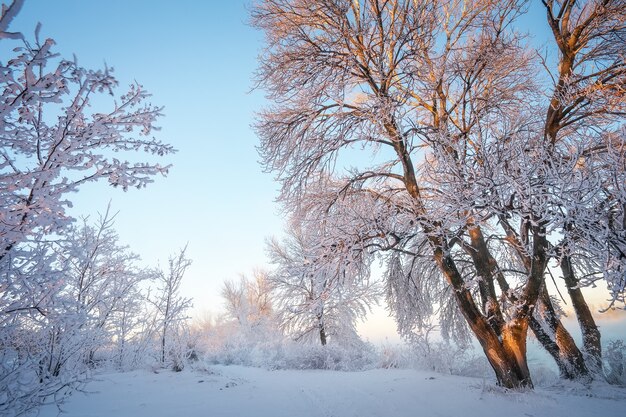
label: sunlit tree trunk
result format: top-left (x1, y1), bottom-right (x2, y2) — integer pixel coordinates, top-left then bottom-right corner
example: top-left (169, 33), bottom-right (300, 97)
top-left (497, 213), bottom-right (592, 380)
top-left (560, 255), bottom-right (602, 373)
top-left (532, 287), bottom-right (590, 379)
top-left (433, 246), bottom-right (533, 388)
top-left (465, 226), bottom-right (505, 337)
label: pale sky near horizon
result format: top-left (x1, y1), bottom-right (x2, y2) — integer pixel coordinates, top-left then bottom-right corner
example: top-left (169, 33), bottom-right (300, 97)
top-left (5, 0), bottom-right (625, 344)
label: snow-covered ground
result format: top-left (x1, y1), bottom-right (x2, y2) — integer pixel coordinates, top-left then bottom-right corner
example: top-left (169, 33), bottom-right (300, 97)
top-left (38, 365), bottom-right (625, 417)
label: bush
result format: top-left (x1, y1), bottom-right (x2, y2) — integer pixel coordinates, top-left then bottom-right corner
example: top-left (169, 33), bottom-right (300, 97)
top-left (605, 340), bottom-right (626, 386)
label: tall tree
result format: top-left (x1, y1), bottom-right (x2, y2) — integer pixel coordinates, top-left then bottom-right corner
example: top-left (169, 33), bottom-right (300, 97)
top-left (253, 0), bottom-right (625, 388)
top-left (540, 0), bottom-right (626, 375)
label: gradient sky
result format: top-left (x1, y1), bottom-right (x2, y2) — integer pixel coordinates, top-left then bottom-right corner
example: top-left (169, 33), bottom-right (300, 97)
top-left (5, 0), bottom-right (624, 344)
top-left (8, 0), bottom-right (285, 321)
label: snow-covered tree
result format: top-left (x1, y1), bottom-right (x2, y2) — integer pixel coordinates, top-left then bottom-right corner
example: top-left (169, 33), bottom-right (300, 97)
top-left (0, 28), bottom-right (173, 260)
top-left (0, 0), bottom-right (173, 317)
top-left (252, 0), bottom-right (626, 388)
top-left (1, 0), bottom-right (174, 412)
top-left (0, 238), bottom-right (73, 416)
top-left (148, 247), bottom-right (192, 370)
top-left (52, 206), bottom-right (155, 368)
top-left (0, 210), bottom-right (157, 416)
top-left (216, 270), bottom-right (283, 364)
top-left (267, 216), bottom-right (380, 346)
top-left (222, 271), bottom-right (273, 330)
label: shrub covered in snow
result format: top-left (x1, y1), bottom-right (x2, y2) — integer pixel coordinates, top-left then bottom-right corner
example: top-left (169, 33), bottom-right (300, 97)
top-left (605, 340), bottom-right (626, 386)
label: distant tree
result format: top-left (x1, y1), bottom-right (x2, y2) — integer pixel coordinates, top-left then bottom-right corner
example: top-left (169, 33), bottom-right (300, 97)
top-left (148, 247), bottom-right (192, 370)
top-left (267, 217), bottom-right (380, 346)
top-left (221, 270), bottom-right (274, 330)
top-left (217, 270), bottom-right (281, 364)
top-left (253, 0), bottom-right (625, 388)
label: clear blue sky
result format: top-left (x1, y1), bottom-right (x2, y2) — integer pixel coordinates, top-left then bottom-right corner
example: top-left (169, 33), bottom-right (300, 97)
top-left (5, 1), bottom-right (624, 344)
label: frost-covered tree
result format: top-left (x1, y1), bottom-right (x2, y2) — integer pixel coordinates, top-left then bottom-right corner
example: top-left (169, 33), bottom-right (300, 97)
top-left (216, 271), bottom-right (278, 364)
top-left (0, 238), bottom-right (73, 417)
top-left (536, 0), bottom-right (626, 375)
top-left (0, 0), bottom-right (173, 315)
top-left (53, 206), bottom-right (155, 368)
top-left (0, 211), bottom-right (156, 416)
top-left (0, 31), bottom-right (173, 260)
top-left (253, 0), bottom-right (626, 388)
top-left (221, 270), bottom-right (274, 331)
top-left (0, 0), bottom-right (174, 412)
top-left (267, 217), bottom-right (379, 346)
top-left (148, 247), bottom-right (192, 370)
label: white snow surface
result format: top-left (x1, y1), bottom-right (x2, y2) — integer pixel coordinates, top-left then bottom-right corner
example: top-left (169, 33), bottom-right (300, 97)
top-left (39, 366), bottom-right (625, 417)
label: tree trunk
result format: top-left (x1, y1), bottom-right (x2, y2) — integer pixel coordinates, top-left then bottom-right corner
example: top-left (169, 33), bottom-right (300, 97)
top-left (391, 117), bottom-right (534, 388)
top-left (317, 312), bottom-right (327, 346)
top-left (494, 219), bottom-right (593, 380)
top-left (560, 254), bottom-right (602, 374)
top-left (433, 245), bottom-right (533, 389)
top-left (501, 318), bottom-right (532, 387)
top-left (530, 286), bottom-right (590, 380)
top-left (319, 325), bottom-right (327, 346)
top-left (161, 328), bottom-right (166, 364)
top-left (467, 226), bottom-right (505, 336)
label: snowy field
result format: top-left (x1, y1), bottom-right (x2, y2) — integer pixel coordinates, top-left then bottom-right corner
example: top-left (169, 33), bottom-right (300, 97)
top-left (38, 365), bottom-right (626, 417)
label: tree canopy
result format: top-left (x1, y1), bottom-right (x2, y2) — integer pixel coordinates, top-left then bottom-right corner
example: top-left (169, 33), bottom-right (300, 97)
top-left (253, 0), bottom-right (626, 388)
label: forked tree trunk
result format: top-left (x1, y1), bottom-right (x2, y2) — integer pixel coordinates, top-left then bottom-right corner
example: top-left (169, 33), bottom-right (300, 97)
top-left (494, 218), bottom-right (592, 381)
top-left (433, 247), bottom-right (533, 389)
top-left (391, 119), bottom-right (536, 389)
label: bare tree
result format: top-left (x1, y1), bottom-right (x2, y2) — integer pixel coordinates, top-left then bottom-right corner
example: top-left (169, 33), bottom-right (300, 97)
top-left (149, 247), bottom-right (192, 369)
top-left (253, 0), bottom-right (626, 388)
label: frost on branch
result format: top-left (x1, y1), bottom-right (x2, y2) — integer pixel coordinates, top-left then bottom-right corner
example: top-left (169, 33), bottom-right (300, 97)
top-left (1, 4), bottom-right (175, 413)
top-left (253, 0), bottom-right (626, 388)
top-left (267, 180), bottom-right (383, 347)
top-left (0, 29), bottom-right (175, 258)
